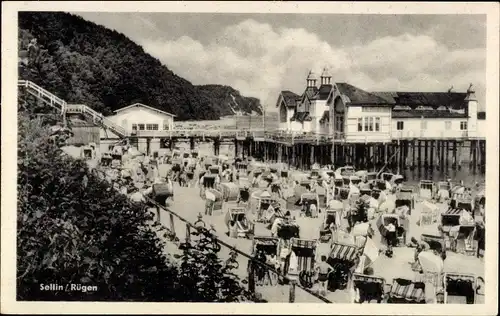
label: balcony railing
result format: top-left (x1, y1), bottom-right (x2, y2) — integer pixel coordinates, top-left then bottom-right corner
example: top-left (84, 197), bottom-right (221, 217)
top-left (392, 130), bottom-right (469, 139)
top-left (127, 128), bottom-right (476, 142)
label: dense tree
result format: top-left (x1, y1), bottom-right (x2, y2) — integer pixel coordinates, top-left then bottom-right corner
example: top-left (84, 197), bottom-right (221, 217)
top-left (18, 12), bottom-right (263, 120)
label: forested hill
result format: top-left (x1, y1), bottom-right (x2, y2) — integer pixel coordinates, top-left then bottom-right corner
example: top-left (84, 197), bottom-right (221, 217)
top-left (18, 12), bottom-right (263, 120)
top-left (197, 85), bottom-right (262, 115)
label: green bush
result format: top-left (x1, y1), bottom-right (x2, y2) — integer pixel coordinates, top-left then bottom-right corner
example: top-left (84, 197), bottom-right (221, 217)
top-left (17, 113), bottom-right (259, 302)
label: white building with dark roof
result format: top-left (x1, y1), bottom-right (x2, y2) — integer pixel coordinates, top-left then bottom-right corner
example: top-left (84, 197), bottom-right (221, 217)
top-left (276, 68), bottom-right (481, 143)
top-left (100, 102), bottom-right (177, 153)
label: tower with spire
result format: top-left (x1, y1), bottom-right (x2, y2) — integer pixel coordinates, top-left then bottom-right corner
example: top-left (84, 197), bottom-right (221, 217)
top-left (320, 67), bottom-right (332, 85)
top-left (465, 83), bottom-right (478, 137)
top-left (306, 70), bottom-right (318, 88)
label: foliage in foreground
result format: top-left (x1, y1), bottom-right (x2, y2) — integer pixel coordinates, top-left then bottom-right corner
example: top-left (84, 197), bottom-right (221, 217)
top-left (17, 114), bottom-right (259, 302)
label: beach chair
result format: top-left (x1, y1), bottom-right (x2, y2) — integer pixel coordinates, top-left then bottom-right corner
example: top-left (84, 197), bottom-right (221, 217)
top-left (205, 189), bottom-right (224, 215)
top-left (224, 206), bottom-right (254, 238)
top-left (327, 242), bottom-right (361, 291)
top-left (290, 238), bottom-right (317, 288)
top-left (387, 278), bottom-right (426, 304)
top-left (443, 273), bottom-right (484, 304)
top-left (420, 200), bottom-right (440, 226)
top-left (352, 273), bottom-right (386, 303)
top-left (419, 180), bottom-right (436, 200)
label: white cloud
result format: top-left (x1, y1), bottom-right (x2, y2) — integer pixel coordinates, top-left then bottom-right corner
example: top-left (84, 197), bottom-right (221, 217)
top-left (139, 18), bottom-right (486, 110)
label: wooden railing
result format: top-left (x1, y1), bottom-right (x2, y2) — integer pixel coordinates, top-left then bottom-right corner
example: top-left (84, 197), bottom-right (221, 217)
top-left (18, 80), bottom-right (127, 138)
top-left (18, 80), bottom-right (67, 113)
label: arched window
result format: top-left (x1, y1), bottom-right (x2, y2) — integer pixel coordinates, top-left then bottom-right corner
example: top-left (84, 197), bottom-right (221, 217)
top-left (279, 102), bottom-right (287, 123)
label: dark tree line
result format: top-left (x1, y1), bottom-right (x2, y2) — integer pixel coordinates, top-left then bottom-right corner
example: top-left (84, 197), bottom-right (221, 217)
top-left (18, 12), bottom-right (262, 120)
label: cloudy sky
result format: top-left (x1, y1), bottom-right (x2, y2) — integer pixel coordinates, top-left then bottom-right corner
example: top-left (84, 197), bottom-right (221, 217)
top-left (76, 12), bottom-right (486, 110)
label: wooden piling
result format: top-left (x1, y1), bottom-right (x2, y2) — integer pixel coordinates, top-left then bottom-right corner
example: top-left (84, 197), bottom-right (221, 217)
top-left (417, 140), bottom-right (422, 168)
top-left (472, 140), bottom-right (478, 170)
top-left (452, 141), bottom-right (457, 169)
top-left (445, 141), bottom-right (450, 169)
top-left (430, 140), bottom-right (435, 169)
top-left (310, 144), bottom-right (315, 167)
top-left (473, 140), bottom-right (477, 168)
top-left (480, 140), bottom-right (486, 171)
top-left (332, 144), bottom-right (335, 166)
top-left (404, 141), bottom-right (410, 170)
top-left (384, 143), bottom-right (388, 165)
top-left (367, 145), bottom-right (372, 169)
top-left (277, 144), bottom-right (282, 163)
top-left (424, 140), bottom-right (429, 168)
top-left (458, 141), bottom-right (464, 170)
top-left (435, 140), bottom-right (439, 171)
top-left (439, 140), bottom-right (444, 171)
top-left (190, 137), bottom-right (195, 151)
top-left (469, 140), bottom-right (474, 168)
top-left (399, 141), bottom-right (403, 170)
top-left (411, 140), bottom-right (416, 169)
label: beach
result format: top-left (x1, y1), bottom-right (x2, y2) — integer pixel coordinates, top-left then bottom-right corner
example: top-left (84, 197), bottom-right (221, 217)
top-left (153, 163), bottom-right (485, 303)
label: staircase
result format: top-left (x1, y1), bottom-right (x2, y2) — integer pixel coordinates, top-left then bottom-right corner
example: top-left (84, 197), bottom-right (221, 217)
top-left (18, 80), bottom-right (128, 138)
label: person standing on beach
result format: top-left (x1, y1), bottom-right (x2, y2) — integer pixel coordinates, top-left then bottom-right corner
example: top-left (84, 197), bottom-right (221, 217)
top-left (315, 255), bottom-right (334, 296)
top-left (385, 221), bottom-right (397, 256)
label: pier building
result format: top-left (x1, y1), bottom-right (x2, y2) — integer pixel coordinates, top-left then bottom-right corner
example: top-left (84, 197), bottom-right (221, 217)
top-left (18, 79), bottom-right (486, 173)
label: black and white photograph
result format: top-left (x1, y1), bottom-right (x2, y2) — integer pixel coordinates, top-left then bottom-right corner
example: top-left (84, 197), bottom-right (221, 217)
top-left (1, 1), bottom-right (498, 315)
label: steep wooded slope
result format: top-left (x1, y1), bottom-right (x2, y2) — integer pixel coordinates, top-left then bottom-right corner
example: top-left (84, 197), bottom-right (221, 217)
top-left (18, 12), bottom-right (262, 120)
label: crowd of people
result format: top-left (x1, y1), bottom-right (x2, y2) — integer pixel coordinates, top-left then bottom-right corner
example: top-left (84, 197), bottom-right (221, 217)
top-left (90, 143), bottom-right (485, 303)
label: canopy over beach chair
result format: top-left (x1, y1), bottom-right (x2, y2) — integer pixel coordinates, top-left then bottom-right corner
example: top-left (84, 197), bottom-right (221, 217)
top-left (352, 273), bottom-right (386, 303)
top-left (444, 273), bottom-right (484, 304)
top-left (388, 278), bottom-right (426, 304)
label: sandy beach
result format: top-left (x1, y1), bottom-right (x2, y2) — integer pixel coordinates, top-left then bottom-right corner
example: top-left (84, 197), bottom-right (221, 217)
top-left (152, 163), bottom-right (484, 303)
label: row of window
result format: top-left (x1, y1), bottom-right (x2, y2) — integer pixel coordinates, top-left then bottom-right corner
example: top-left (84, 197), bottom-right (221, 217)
top-left (395, 121), bottom-right (468, 131)
top-left (132, 123), bottom-right (171, 131)
top-left (356, 118), bottom-right (469, 132)
top-left (357, 117), bottom-right (381, 132)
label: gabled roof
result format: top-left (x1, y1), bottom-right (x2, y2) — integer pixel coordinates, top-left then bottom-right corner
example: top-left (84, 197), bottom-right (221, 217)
top-left (371, 92), bottom-right (398, 104)
top-left (317, 84), bottom-right (333, 101)
top-left (335, 83), bottom-right (390, 105)
top-left (303, 87), bottom-right (318, 101)
top-left (280, 91), bottom-right (301, 108)
top-left (114, 103), bottom-right (176, 117)
top-left (372, 91), bottom-right (468, 110)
